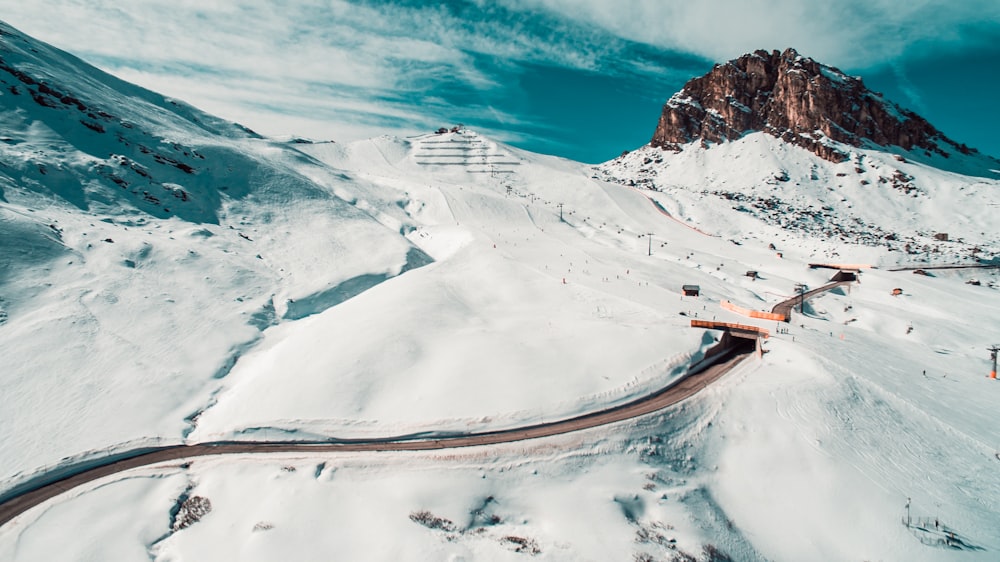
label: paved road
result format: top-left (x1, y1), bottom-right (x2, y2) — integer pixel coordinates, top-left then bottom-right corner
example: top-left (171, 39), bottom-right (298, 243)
top-left (0, 340), bottom-right (754, 528)
top-left (887, 263), bottom-right (999, 272)
top-left (772, 280), bottom-right (852, 320)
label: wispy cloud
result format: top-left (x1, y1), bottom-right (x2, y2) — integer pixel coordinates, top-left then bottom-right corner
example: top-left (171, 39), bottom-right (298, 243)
top-left (501, 0), bottom-right (1000, 69)
top-left (0, 2), bottom-right (624, 145)
top-left (1, 0), bottom-right (525, 138)
top-left (1, 0), bottom-right (996, 159)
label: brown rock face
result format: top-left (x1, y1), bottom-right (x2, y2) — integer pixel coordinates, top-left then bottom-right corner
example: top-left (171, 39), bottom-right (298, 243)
top-left (651, 48), bottom-right (977, 162)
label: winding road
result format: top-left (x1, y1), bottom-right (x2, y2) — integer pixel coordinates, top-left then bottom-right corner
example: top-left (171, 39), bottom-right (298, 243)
top-left (0, 336), bottom-right (756, 528)
top-left (772, 280), bottom-right (853, 320)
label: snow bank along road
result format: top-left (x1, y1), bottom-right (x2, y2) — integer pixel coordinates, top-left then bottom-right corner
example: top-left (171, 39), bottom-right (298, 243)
top-left (0, 335), bottom-right (756, 528)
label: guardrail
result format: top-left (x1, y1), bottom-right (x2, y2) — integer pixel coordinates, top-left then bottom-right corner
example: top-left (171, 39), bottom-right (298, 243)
top-left (721, 300), bottom-right (787, 322)
top-left (808, 263), bottom-right (873, 270)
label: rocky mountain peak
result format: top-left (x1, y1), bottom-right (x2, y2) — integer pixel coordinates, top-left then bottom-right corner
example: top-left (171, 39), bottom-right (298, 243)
top-left (651, 48), bottom-right (980, 163)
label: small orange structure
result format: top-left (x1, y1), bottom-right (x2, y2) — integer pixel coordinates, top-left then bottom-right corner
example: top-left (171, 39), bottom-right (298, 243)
top-left (891, 288), bottom-right (903, 296)
top-left (691, 319), bottom-right (769, 339)
top-left (721, 300), bottom-right (787, 322)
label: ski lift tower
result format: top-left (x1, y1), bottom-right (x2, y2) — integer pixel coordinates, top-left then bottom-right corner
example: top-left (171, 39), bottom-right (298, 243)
top-left (989, 345), bottom-right (999, 379)
top-left (794, 283), bottom-right (808, 313)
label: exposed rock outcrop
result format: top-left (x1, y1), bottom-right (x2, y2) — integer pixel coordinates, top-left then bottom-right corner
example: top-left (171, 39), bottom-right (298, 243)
top-left (651, 48), bottom-right (979, 162)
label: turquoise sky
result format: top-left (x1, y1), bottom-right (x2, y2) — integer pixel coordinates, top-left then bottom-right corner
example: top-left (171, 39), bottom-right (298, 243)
top-left (2, 0), bottom-right (998, 163)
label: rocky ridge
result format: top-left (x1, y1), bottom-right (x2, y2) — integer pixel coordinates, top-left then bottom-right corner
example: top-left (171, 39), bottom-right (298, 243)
top-left (651, 48), bottom-right (980, 163)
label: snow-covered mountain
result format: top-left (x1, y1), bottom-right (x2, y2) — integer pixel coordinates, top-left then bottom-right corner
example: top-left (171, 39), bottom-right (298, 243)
top-left (2, 23), bottom-right (999, 562)
top-left (600, 48), bottom-right (1000, 267)
top-left (645, 48), bottom-right (999, 174)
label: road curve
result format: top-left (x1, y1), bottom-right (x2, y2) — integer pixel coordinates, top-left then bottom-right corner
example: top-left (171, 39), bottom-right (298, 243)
top-left (0, 339), bottom-right (754, 528)
top-left (772, 280), bottom-right (851, 320)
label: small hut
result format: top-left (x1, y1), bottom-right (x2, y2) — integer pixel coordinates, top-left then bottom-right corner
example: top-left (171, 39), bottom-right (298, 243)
top-left (830, 270), bottom-right (858, 282)
top-left (682, 285), bottom-right (701, 297)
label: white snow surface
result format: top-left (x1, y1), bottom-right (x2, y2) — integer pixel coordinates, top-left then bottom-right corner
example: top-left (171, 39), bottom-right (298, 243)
top-left (189, 132), bottom-right (723, 440)
top-left (599, 133), bottom-right (1000, 262)
top-left (2, 20), bottom-right (1000, 562)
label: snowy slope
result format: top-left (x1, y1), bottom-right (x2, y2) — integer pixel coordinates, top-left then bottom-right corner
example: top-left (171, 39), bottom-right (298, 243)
top-left (189, 131), bottom-right (738, 440)
top-left (176, 130), bottom-right (996, 560)
top-left (1, 19), bottom-right (999, 562)
top-left (598, 133), bottom-right (1000, 269)
top-left (0, 20), bottom-right (427, 486)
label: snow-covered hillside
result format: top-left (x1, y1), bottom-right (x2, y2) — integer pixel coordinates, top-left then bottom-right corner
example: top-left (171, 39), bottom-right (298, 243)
top-left (188, 130), bottom-right (737, 441)
top-left (599, 133), bottom-right (1000, 269)
top-left (0, 20), bottom-right (427, 483)
top-left (2, 20), bottom-right (1000, 562)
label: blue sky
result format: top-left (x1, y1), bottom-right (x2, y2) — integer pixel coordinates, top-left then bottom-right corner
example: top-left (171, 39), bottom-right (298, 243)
top-left (2, 0), bottom-right (998, 163)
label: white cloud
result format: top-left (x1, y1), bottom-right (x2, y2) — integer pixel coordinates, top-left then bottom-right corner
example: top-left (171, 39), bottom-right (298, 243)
top-left (4, 0), bottom-right (660, 140)
top-left (4, 0), bottom-right (994, 145)
top-left (500, 0), bottom-right (1000, 69)
top-left (0, 1), bottom-right (496, 139)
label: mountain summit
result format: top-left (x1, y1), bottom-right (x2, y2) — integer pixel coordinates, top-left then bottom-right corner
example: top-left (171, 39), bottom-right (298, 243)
top-left (651, 48), bottom-right (982, 164)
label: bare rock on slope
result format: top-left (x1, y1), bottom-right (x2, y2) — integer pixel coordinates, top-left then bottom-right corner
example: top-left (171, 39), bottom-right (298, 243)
top-left (651, 48), bottom-right (980, 163)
